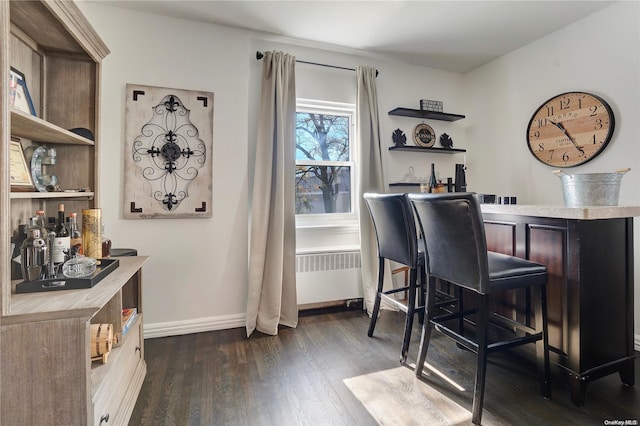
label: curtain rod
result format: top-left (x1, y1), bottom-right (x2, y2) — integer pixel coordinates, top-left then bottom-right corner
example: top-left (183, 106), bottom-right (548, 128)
top-left (256, 51), bottom-right (378, 77)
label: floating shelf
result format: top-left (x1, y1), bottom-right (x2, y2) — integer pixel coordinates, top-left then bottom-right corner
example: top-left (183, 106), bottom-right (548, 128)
top-left (388, 107), bottom-right (465, 122)
top-left (389, 146), bottom-right (466, 153)
top-left (389, 182), bottom-right (421, 187)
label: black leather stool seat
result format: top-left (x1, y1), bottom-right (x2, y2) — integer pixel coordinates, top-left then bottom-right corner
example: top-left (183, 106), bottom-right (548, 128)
top-left (487, 252), bottom-right (547, 290)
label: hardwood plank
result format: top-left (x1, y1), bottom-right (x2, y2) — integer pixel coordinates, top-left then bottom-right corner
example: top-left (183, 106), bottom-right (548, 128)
top-left (130, 309), bottom-right (640, 425)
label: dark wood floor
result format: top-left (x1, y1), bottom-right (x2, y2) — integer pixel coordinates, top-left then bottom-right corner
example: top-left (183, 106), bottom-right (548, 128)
top-left (130, 307), bottom-right (639, 425)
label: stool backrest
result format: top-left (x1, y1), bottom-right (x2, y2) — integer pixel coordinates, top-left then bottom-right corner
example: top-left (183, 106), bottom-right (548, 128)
top-left (363, 193), bottom-right (419, 267)
top-left (409, 192), bottom-right (490, 294)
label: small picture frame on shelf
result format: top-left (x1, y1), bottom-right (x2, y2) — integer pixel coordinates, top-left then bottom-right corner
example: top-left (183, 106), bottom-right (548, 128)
top-left (9, 141), bottom-right (34, 191)
top-left (419, 99), bottom-right (443, 112)
top-left (10, 67), bottom-right (36, 116)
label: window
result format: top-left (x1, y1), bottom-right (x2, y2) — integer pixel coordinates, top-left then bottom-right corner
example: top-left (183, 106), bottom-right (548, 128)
top-left (295, 99), bottom-right (356, 225)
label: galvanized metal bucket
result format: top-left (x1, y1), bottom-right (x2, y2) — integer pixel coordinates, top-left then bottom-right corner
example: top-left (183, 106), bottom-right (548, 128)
top-left (553, 168), bottom-right (630, 207)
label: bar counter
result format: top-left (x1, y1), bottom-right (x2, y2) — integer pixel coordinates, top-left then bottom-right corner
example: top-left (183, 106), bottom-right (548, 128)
top-left (479, 204), bottom-right (638, 405)
top-left (481, 203), bottom-right (640, 220)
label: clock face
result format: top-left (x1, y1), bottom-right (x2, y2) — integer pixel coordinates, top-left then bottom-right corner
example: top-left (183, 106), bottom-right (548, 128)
top-left (526, 92), bottom-right (615, 167)
top-left (413, 123), bottom-right (436, 148)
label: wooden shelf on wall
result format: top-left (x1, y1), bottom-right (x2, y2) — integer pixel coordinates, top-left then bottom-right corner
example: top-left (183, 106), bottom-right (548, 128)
top-left (389, 146), bottom-right (466, 153)
top-left (388, 107), bottom-right (465, 122)
top-left (389, 182), bottom-right (421, 187)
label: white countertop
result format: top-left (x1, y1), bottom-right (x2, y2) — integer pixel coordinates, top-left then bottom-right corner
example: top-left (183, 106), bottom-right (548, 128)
top-left (480, 204), bottom-right (640, 220)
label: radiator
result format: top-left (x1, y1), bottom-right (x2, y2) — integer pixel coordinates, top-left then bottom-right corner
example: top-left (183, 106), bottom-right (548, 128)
top-left (296, 251), bottom-right (363, 304)
top-left (296, 251), bottom-right (361, 273)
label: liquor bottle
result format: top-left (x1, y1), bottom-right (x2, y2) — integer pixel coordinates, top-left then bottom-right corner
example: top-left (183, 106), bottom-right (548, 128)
top-left (428, 163), bottom-right (438, 193)
top-left (68, 212), bottom-right (82, 256)
top-left (52, 203), bottom-right (70, 265)
top-left (101, 223), bottom-right (111, 258)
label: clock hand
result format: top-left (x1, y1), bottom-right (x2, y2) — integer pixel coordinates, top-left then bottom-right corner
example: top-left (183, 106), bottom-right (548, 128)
top-left (547, 119), bottom-right (584, 155)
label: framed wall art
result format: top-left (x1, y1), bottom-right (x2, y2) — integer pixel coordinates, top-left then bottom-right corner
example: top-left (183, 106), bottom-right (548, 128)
top-left (10, 67), bottom-right (36, 116)
top-left (124, 83), bottom-right (214, 219)
top-left (9, 141), bottom-right (34, 191)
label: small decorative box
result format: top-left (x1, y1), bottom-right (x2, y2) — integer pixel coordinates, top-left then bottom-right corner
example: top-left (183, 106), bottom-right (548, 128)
top-left (419, 99), bottom-right (443, 112)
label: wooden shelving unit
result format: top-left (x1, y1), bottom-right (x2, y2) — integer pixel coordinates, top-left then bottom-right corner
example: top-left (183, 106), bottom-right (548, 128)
top-left (1, 2), bottom-right (147, 425)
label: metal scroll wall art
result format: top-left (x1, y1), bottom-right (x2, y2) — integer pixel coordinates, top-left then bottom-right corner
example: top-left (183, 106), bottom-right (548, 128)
top-left (124, 84), bottom-right (213, 219)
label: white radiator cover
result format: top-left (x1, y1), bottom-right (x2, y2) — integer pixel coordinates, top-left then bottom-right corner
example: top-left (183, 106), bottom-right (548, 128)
top-left (296, 251), bottom-right (363, 304)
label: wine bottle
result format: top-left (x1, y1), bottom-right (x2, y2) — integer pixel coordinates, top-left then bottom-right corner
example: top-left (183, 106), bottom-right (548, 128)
top-left (68, 212), bottom-right (82, 256)
top-left (52, 203), bottom-right (70, 265)
top-left (428, 163), bottom-right (438, 193)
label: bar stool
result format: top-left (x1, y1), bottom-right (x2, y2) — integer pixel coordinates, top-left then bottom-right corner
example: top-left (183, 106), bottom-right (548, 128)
top-left (409, 192), bottom-right (551, 425)
top-left (363, 192), bottom-right (426, 364)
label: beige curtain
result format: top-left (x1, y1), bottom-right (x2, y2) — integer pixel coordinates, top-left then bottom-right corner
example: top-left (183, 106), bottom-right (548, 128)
top-left (356, 65), bottom-right (390, 315)
top-left (246, 51), bottom-right (298, 337)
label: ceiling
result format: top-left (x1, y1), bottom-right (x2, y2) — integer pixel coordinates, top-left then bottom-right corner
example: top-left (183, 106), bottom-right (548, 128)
top-left (90, 0), bottom-right (615, 73)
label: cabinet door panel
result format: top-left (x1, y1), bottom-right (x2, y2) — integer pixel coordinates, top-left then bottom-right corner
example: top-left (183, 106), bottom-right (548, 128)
top-left (484, 221), bottom-right (516, 255)
top-left (1, 318), bottom-right (90, 425)
top-left (528, 223), bottom-right (567, 352)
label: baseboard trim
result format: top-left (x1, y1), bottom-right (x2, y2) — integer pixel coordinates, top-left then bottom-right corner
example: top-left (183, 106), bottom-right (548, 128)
top-left (143, 313), bottom-right (246, 339)
top-left (143, 316), bottom-right (640, 352)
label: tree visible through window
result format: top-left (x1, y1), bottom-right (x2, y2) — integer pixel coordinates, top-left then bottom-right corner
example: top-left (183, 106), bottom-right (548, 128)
top-left (295, 102), bottom-right (354, 216)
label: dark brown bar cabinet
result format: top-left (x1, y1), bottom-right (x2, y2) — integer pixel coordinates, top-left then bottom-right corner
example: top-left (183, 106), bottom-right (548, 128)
top-left (480, 205), bottom-right (637, 405)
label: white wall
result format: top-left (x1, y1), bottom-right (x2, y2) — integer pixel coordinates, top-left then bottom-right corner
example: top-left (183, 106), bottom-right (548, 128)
top-left (79, 2), bottom-right (639, 342)
top-left (78, 3), bottom-right (464, 335)
top-left (78, 4), bottom-right (252, 335)
top-left (463, 1), bottom-right (640, 337)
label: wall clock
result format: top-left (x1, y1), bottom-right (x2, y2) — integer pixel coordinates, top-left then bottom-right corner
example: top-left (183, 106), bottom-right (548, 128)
top-left (526, 92), bottom-right (615, 167)
top-left (413, 123), bottom-right (436, 148)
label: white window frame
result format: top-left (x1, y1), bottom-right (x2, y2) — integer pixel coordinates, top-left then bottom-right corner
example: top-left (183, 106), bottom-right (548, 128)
top-left (295, 98), bottom-right (358, 228)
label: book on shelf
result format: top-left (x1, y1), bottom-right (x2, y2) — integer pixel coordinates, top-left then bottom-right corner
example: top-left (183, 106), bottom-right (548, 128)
top-left (121, 307), bottom-right (137, 337)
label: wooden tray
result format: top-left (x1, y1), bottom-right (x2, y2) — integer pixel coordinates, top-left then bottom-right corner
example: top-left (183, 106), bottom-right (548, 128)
top-left (15, 258), bottom-right (120, 293)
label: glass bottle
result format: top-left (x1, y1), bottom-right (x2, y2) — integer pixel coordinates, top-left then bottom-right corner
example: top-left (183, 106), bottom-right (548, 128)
top-left (68, 212), bottom-right (82, 256)
top-left (101, 223), bottom-right (111, 258)
top-left (428, 163), bottom-right (438, 193)
top-left (52, 203), bottom-right (70, 265)
top-left (47, 217), bottom-right (56, 233)
top-left (35, 209), bottom-right (48, 239)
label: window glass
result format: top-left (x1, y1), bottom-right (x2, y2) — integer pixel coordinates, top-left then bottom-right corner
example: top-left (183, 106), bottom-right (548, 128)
top-left (295, 100), bottom-right (356, 222)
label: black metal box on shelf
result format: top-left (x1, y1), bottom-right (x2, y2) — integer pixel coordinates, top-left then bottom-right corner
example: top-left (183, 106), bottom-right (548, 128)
top-left (15, 258), bottom-right (120, 293)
